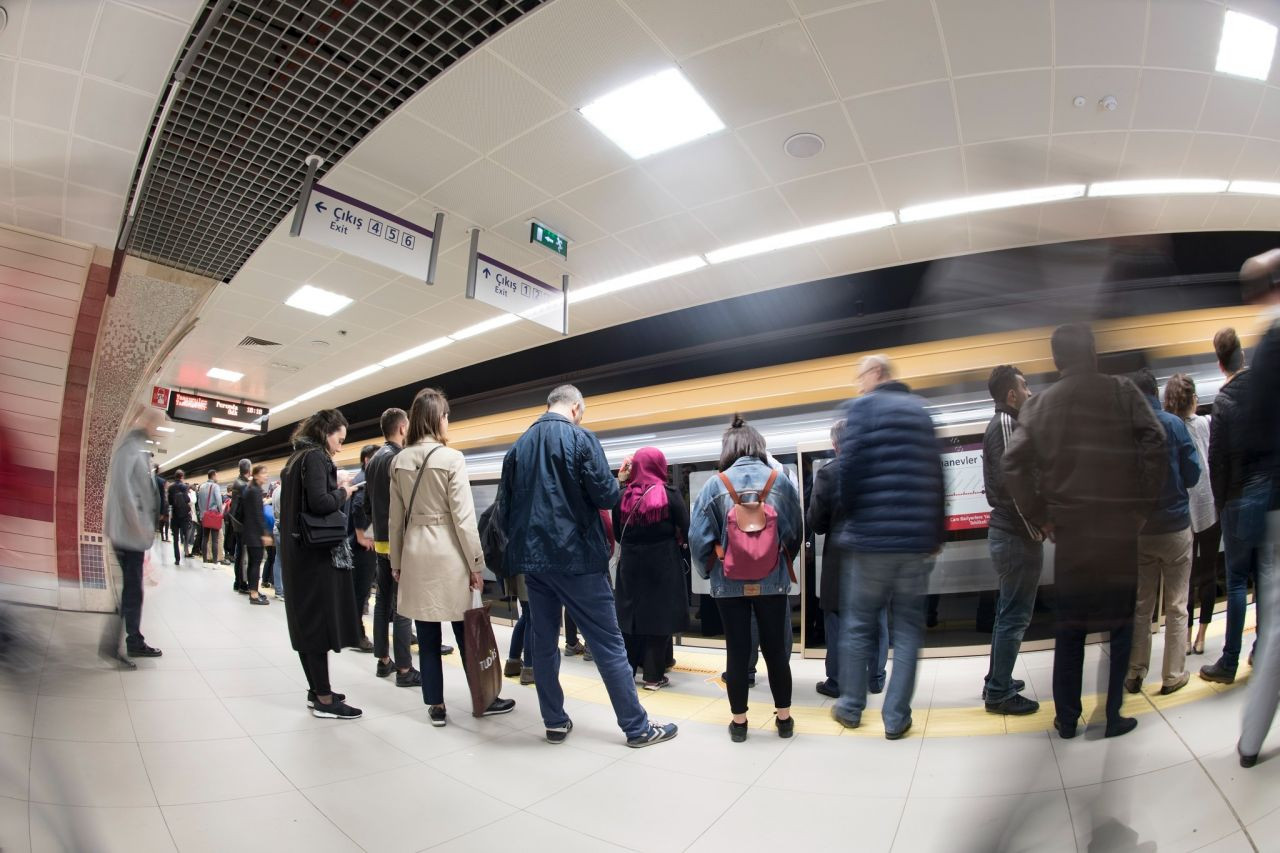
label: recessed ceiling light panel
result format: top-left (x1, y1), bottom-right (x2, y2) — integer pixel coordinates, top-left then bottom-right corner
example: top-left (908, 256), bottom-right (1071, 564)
top-left (1088, 178), bottom-right (1228, 197)
top-left (899, 185), bottom-right (1086, 223)
top-left (1229, 179), bottom-right (1280, 195)
top-left (579, 68), bottom-right (724, 159)
top-left (705, 212), bottom-right (896, 264)
top-left (1216, 10), bottom-right (1278, 80)
top-left (156, 426), bottom-right (175, 433)
top-left (285, 284), bottom-right (353, 317)
top-left (206, 367), bottom-right (243, 382)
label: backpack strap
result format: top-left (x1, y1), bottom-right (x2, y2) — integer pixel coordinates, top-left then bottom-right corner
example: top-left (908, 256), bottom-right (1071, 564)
top-left (758, 469), bottom-right (779, 503)
top-left (717, 472), bottom-right (742, 505)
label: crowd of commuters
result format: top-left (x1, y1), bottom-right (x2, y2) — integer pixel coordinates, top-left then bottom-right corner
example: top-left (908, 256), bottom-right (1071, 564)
top-left (106, 250), bottom-right (1280, 759)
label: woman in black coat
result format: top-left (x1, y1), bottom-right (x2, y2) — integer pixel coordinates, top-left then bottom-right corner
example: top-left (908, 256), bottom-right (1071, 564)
top-left (279, 408), bottom-right (362, 719)
top-left (612, 446), bottom-right (689, 689)
top-left (240, 464), bottom-right (270, 605)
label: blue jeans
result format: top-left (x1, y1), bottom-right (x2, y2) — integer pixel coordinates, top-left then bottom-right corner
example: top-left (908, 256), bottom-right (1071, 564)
top-left (508, 603), bottom-right (533, 667)
top-left (836, 551), bottom-right (930, 733)
top-left (272, 527), bottom-right (284, 597)
top-left (984, 528), bottom-right (1044, 703)
top-left (824, 607), bottom-right (888, 691)
top-left (525, 572), bottom-right (650, 739)
top-left (1221, 496), bottom-right (1266, 670)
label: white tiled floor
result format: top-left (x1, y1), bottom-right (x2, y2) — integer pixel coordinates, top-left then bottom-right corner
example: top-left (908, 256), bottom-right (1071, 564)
top-left (1, 542), bottom-right (1278, 852)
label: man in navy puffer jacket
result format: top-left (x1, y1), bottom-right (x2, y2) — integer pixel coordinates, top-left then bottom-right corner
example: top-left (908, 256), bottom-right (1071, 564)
top-left (832, 355), bottom-right (945, 738)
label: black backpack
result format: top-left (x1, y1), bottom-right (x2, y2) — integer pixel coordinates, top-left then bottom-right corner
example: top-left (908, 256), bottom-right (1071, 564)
top-left (479, 502), bottom-right (508, 578)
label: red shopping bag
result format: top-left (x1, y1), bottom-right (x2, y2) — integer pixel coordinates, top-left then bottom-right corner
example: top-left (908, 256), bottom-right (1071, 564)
top-left (463, 590), bottom-right (502, 717)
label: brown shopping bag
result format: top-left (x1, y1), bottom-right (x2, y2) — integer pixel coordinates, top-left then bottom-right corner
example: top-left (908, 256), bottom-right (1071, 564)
top-left (463, 590), bottom-right (502, 717)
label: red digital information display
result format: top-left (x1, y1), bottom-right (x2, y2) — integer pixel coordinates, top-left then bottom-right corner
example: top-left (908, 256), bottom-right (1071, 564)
top-left (168, 392), bottom-right (268, 433)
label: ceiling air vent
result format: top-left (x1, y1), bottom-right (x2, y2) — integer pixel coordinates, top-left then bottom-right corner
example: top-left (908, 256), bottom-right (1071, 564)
top-left (238, 336), bottom-right (282, 349)
top-left (269, 361), bottom-right (302, 373)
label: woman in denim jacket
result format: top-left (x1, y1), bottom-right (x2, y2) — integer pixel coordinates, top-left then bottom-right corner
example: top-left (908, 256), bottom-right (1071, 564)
top-left (690, 416), bottom-right (802, 742)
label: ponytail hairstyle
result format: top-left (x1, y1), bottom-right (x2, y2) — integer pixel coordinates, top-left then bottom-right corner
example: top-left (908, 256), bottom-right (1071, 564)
top-left (718, 414), bottom-right (769, 471)
top-left (1163, 373), bottom-right (1197, 419)
top-left (1214, 327), bottom-right (1244, 374)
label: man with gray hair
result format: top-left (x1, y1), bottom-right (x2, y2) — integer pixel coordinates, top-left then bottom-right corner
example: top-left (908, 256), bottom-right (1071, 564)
top-left (499, 384), bottom-right (677, 748)
top-left (105, 408), bottom-right (165, 659)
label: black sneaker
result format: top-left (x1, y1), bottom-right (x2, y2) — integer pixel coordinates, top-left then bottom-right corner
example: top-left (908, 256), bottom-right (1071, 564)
top-left (642, 676), bottom-right (670, 691)
top-left (815, 679), bottom-right (839, 698)
top-left (885, 720), bottom-right (913, 740)
top-left (981, 679), bottom-right (1025, 701)
top-left (564, 642), bottom-right (585, 657)
top-left (306, 690), bottom-right (345, 709)
top-left (985, 694), bottom-right (1040, 715)
top-left (1200, 660), bottom-right (1236, 684)
top-left (376, 659), bottom-right (396, 678)
top-left (1105, 716), bottom-right (1138, 738)
top-left (1123, 676), bottom-right (1142, 694)
top-left (428, 705), bottom-right (447, 727)
top-left (627, 722), bottom-right (678, 748)
top-left (729, 720), bottom-right (748, 742)
top-left (440, 644), bottom-right (454, 656)
top-left (483, 697), bottom-right (516, 716)
top-left (354, 637), bottom-right (374, 653)
top-left (833, 711), bottom-right (860, 729)
top-left (503, 658), bottom-right (522, 678)
top-left (775, 715), bottom-right (794, 739)
top-left (248, 595), bottom-right (269, 605)
top-left (312, 698), bottom-right (362, 719)
top-left (546, 720), bottom-right (573, 744)
top-left (1054, 718), bottom-right (1078, 739)
top-left (395, 668), bottom-right (422, 688)
top-left (126, 644), bottom-right (163, 658)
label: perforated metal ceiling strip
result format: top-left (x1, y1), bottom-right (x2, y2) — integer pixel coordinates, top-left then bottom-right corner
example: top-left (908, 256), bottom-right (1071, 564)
top-left (124, 0), bottom-right (545, 282)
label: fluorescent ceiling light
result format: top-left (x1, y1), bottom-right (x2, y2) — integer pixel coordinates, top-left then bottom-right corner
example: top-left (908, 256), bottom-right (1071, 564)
top-left (165, 431), bottom-right (232, 465)
top-left (450, 314), bottom-right (520, 341)
top-left (156, 426), bottom-right (175, 433)
top-left (330, 364), bottom-right (382, 387)
top-left (272, 399), bottom-right (298, 414)
top-left (569, 256), bottom-right (707, 304)
top-left (579, 68), bottom-right (724, 159)
top-left (285, 284), bottom-right (353, 316)
top-left (206, 367), bottom-right (243, 382)
top-left (379, 337), bottom-right (454, 367)
top-left (1088, 179), bottom-right (1229, 197)
top-left (1229, 179), bottom-right (1280, 195)
top-left (293, 383), bottom-right (335, 404)
top-left (899, 185), bottom-right (1085, 223)
top-left (705, 212), bottom-right (896, 264)
top-left (1217, 10), bottom-right (1278, 80)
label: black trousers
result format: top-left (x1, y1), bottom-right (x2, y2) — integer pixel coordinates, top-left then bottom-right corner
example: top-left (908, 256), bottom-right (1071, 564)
top-left (115, 549), bottom-right (145, 647)
top-left (624, 633), bottom-right (668, 683)
top-left (1053, 621), bottom-right (1133, 726)
top-left (158, 515), bottom-right (169, 541)
top-left (298, 651), bottom-right (331, 696)
top-left (374, 554), bottom-right (413, 668)
top-left (565, 611), bottom-right (580, 646)
top-left (245, 546), bottom-right (264, 591)
top-left (1189, 523), bottom-right (1223, 626)
top-left (716, 594), bottom-right (792, 715)
top-left (169, 517), bottom-right (189, 563)
top-left (262, 546), bottom-right (276, 585)
top-left (352, 547), bottom-right (376, 631)
top-left (416, 620), bottom-right (467, 706)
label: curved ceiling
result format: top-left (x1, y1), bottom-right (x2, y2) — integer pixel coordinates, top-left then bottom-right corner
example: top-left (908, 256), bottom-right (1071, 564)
top-left (152, 0), bottom-right (1280, 465)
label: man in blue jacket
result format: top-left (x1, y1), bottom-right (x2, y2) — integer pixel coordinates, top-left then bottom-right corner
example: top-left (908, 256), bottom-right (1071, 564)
top-left (1125, 368), bottom-right (1201, 697)
top-left (833, 355), bottom-right (945, 739)
top-left (499, 384), bottom-right (677, 749)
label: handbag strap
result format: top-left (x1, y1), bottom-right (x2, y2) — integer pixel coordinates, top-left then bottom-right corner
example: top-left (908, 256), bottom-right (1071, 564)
top-left (620, 484), bottom-right (657, 543)
top-left (402, 445), bottom-right (444, 532)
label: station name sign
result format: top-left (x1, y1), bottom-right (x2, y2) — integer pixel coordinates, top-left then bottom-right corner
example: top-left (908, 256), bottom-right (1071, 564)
top-left (168, 392), bottom-right (269, 434)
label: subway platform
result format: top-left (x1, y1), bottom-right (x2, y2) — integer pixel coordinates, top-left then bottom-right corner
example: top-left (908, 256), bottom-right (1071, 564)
top-left (0, 540), bottom-right (1274, 853)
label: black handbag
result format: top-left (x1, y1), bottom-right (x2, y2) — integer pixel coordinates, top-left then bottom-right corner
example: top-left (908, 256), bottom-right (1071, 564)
top-left (296, 449), bottom-right (348, 548)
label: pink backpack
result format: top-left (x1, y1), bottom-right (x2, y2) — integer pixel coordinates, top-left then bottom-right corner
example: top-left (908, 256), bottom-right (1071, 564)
top-left (713, 470), bottom-right (788, 582)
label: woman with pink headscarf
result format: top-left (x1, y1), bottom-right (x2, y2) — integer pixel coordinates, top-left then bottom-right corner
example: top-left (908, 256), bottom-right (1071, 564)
top-left (612, 446), bottom-right (689, 690)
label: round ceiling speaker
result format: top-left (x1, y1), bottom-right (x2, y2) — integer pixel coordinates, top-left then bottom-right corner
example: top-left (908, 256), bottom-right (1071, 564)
top-left (784, 132), bottom-right (825, 159)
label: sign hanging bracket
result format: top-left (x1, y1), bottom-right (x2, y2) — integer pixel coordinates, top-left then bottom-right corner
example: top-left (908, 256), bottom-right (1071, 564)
top-left (289, 154), bottom-right (325, 237)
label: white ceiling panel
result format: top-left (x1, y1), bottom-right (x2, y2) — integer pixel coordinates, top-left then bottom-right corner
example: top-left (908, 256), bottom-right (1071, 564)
top-left (406, 50), bottom-right (563, 154)
top-left (339, 113), bottom-right (477, 197)
top-left (491, 111), bottom-right (630, 197)
top-left (968, 207), bottom-right (1043, 252)
top-left (815, 229), bottom-right (901, 277)
top-left (15, 207), bottom-right (63, 235)
top-left (1232, 138), bottom-right (1280, 179)
top-left (1198, 76), bottom-right (1266, 136)
top-left (1246, 198), bottom-right (1280, 229)
top-left (892, 219), bottom-right (970, 264)
top-left (561, 236), bottom-right (648, 283)
top-left (1155, 196), bottom-right (1211, 232)
top-left (614, 212), bottom-right (717, 264)
top-left (1145, 0), bottom-right (1224, 74)
top-left (0, 60), bottom-right (13, 116)
top-left (67, 137), bottom-right (136, 196)
top-left (736, 243), bottom-right (830, 289)
top-left (62, 219), bottom-right (117, 248)
top-left (0, 0), bottom-right (29, 59)
top-left (681, 22), bottom-right (836, 127)
top-left (1054, 0), bottom-right (1147, 67)
top-left (1046, 132), bottom-right (1126, 183)
top-left (847, 81), bottom-right (959, 161)
top-left (964, 137), bottom-right (1050, 194)
top-left (12, 124), bottom-right (68, 179)
top-left (561, 166), bottom-right (681, 233)
top-left (363, 278), bottom-right (449, 316)
top-left (12, 170), bottom-right (64, 218)
top-left (85, 1), bottom-right (187, 94)
top-left (489, 0), bottom-right (669, 108)
top-left (690, 187), bottom-right (799, 244)
top-left (75, 78), bottom-right (157, 152)
top-left (807, 0), bottom-right (947, 98)
top-left (777, 164), bottom-right (882, 225)
top-left (735, 102), bottom-right (863, 184)
top-left (954, 71), bottom-right (1051, 145)
top-left (869, 147), bottom-right (966, 209)
top-left (622, 0), bottom-right (795, 59)
top-left (242, 239), bottom-right (335, 283)
top-left (318, 165), bottom-right (420, 219)
top-left (1101, 198), bottom-right (1167, 236)
top-left (1250, 86), bottom-right (1280, 140)
top-left (494, 198), bottom-right (607, 252)
top-left (1181, 134), bottom-right (1245, 177)
top-left (61, 183), bottom-right (124, 230)
top-left (427, 159), bottom-right (549, 229)
top-left (641, 132), bottom-right (768, 208)
top-left (1117, 131), bottom-right (1195, 178)
top-left (935, 0), bottom-right (1050, 77)
top-left (13, 64), bottom-right (77, 130)
top-left (21, 0), bottom-right (97, 71)
top-left (205, 289), bottom-right (279, 322)
top-left (306, 260), bottom-right (396, 302)
top-left (1132, 70), bottom-right (1212, 132)
top-left (1051, 68), bottom-right (1142, 134)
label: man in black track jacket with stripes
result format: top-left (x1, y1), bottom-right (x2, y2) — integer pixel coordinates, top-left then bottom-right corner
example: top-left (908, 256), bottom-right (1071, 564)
top-left (981, 364), bottom-right (1044, 716)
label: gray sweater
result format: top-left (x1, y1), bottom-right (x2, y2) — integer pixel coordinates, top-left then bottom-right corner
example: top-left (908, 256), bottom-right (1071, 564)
top-left (104, 429), bottom-right (157, 552)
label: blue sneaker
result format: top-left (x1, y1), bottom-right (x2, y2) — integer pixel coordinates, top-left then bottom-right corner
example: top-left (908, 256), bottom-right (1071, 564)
top-left (627, 722), bottom-right (678, 748)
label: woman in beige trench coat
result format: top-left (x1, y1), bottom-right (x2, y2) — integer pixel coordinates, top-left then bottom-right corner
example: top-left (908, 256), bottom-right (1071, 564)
top-left (389, 388), bottom-right (516, 727)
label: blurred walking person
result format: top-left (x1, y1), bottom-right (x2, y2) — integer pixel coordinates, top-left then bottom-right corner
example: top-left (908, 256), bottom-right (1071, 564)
top-left (104, 409), bottom-right (164, 659)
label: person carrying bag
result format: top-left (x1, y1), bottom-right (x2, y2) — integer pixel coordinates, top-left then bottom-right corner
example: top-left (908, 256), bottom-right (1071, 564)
top-left (389, 388), bottom-right (515, 726)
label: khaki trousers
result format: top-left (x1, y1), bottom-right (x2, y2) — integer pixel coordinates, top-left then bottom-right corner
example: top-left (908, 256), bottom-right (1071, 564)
top-left (1128, 528), bottom-right (1193, 686)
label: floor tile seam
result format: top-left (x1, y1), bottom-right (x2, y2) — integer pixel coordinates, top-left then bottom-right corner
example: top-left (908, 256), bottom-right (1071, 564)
top-left (116, 696), bottom-right (182, 853)
top-left (884, 710), bottom-right (929, 852)
top-left (678, 734), bottom-right (799, 853)
top-left (519, 749), bottom-right (630, 813)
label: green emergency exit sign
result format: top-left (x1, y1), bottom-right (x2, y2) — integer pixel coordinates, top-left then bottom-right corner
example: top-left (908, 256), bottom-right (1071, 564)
top-left (530, 222), bottom-right (568, 258)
